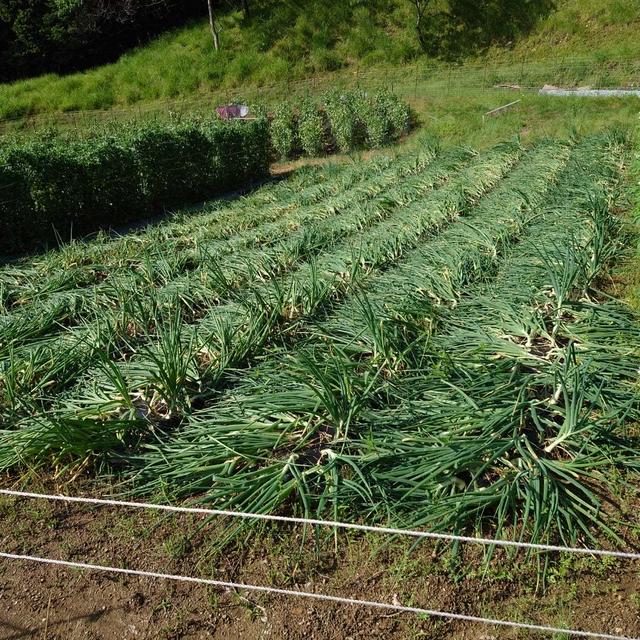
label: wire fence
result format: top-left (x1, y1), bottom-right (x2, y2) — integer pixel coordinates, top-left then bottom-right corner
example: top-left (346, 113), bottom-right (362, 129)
top-left (1, 488), bottom-right (639, 640)
top-left (1, 54), bottom-right (639, 136)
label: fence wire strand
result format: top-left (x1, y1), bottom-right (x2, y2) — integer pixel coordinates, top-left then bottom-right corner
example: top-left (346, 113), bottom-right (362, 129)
top-left (2, 489), bottom-right (640, 560)
top-left (0, 550), bottom-right (637, 640)
top-left (2, 55), bottom-right (640, 135)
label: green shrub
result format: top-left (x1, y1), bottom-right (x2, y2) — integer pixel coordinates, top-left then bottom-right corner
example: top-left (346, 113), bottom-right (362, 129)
top-left (297, 98), bottom-right (326, 157)
top-left (237, 118), bottom-right (271, 185)
top-left (130, 121), bottom-right (214, 209)
top-left (207, 117), bottom-right (270, 191)
top-left (0, 150), bottom-right (33, 250)
top-left (78, 137), bottom-right (147, 226)
top-left (356, 92), bottom-right (393, 148)
top-left (270, 103), bottom-right (297, 160)
top-left (266, 90), bottom-right (411, 159)
top-left (1, 141), bottom-right (88, 240)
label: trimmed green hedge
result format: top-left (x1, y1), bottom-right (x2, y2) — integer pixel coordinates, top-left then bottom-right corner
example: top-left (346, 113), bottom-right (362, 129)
top-left (0, 117), bottom-right (270, 254)
top-left (268, 90), bottom-right (412, 160)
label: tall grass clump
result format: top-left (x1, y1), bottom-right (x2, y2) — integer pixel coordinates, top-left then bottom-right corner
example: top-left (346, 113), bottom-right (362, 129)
top-left (356, 93), bottom-right (393, 148)
top-left (323, 90), bottom-right (363, 153)
top-left (270, 90), bottom-right (411, 160)
top-left (378, 88), bottom-right (412, 136)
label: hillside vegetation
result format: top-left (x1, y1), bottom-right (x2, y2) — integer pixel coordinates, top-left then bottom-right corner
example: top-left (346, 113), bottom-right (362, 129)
top-left (0, 89), bottom-right (413, 255)
top-left (1, 4), bottom-right (640, 636)
top-left (0, 0), bottom-right (638, 121)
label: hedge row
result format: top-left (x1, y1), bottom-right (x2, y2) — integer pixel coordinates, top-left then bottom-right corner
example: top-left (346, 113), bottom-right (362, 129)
top-left (0, 117), bottom-right (270, 254)
top-left (269, 90), bottom-right (412, 160)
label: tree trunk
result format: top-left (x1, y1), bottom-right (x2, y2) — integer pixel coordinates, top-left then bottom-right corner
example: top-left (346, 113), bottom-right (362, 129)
top-left (413, 0), bottom-right (428, 52)
top-left (207, 0), bottom-right (220, 50)
top-left (240, 0), bottom-right (250, 19)
top-left (416, 11), bottom-right (427, 51)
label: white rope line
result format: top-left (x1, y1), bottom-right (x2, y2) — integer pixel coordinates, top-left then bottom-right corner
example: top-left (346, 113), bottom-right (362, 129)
top-left (0, 551), bottom-right (636, 640)
top-left (2, 489), bottom-right (640, 560)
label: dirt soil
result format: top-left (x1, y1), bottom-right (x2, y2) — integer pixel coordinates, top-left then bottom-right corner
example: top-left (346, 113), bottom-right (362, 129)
top-left (1, 481), bottom-right (639, 640)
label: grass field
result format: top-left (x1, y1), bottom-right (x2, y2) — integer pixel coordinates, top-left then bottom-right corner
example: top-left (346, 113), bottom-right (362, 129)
top-left (1, 127), bottom-right (639, 556)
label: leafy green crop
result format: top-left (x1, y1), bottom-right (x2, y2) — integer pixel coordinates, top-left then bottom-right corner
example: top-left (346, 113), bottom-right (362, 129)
top-left (0, 131), bottom-right (638, 555)
top-left (270, 103), bottom-right (298, 160)
top-left (377, 88), bottom-right (411, 137)
top-left (270, 90), bottom-right (411, 160)
top-left (323, 90), bottom-right (363, 153)
top-left (297, 98), bottom-right (326, 157)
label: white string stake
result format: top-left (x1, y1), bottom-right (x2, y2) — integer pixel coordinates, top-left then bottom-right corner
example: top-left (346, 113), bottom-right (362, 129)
top-left (2, 489), bottom-right (639, 560)
top-left (0, 551), bottom-right (636, 640)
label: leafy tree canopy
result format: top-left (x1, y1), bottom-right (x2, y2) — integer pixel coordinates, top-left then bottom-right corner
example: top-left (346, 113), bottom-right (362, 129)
top-left (0, 0), bottom-right (205, 80)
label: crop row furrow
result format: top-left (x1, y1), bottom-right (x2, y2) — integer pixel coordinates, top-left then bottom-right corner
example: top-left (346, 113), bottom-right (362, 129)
top-left (0, 146), bottom-right (467, 412)
top-left (122, 139), bottom-right (573, 506)
top-left (320, 139), bottom-right (572, 346)
top-left (0, 131), bottom-right (637, 555)
top-left (159, 141), bottom-right (522, 390)
top-left (339, 133), bottom-right (640, 543)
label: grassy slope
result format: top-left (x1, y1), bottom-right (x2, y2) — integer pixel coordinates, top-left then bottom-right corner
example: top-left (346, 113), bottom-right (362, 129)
top-left (0, 1), bottom-right (415, 120)
top-left (0, 0), bottom-right (639, 121)
top-left (489, 0), bottom-right (640, 60)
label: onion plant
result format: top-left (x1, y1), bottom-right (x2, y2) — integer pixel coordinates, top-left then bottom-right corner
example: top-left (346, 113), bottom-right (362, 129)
top-left (124, 133), bottom-right (639, 549)
top-left (1, 131), bottom-right (637, 555)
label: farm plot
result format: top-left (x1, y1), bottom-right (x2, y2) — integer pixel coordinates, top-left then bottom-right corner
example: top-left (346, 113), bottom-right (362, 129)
top-left (1, 131), bottom-right (638, 548)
